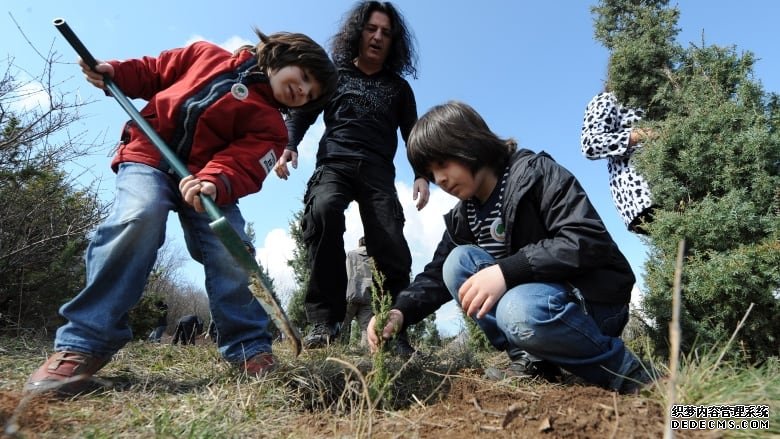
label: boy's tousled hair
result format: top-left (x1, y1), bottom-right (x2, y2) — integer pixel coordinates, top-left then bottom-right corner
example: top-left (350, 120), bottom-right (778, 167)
top-left (330, 1), bottom-right (418, 78)
top-left (408, 101), bottom-right (517, 181)
top-left (252, 28), bottom-right (338, 112)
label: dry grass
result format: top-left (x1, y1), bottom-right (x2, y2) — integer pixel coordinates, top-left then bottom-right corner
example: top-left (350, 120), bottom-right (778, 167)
top-left (0, 334), bottom-right (480, 438)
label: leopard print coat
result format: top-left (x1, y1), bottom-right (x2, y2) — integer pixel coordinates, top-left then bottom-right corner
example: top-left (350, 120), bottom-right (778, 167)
top-left (580, 92), bottom-right (653, 230)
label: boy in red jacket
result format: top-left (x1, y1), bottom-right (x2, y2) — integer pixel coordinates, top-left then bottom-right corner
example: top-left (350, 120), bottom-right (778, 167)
top-left (26, 29), bottom-right (336, 395)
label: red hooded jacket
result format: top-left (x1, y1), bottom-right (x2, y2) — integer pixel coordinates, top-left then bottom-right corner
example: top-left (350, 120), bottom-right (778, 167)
top-left (108, 41), bottom-right (287, 204)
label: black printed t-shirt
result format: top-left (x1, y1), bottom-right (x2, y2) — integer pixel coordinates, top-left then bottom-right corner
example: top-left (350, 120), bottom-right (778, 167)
top-left (285, 63), bottom-right (417, 169)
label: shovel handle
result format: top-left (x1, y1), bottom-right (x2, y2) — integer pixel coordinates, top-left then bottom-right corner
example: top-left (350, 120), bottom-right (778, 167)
top-left (53, 18), bottom-right (223, 221)
top-left (53, 18), bottom-right (99, 70)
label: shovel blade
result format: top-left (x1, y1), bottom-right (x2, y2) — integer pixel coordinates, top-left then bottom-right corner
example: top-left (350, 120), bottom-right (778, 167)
top-left (209, 217), bottom-right (302, 356)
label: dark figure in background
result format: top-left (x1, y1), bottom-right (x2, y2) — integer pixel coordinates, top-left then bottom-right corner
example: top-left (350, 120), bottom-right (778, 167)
top-left (173, 315), bottom-right (203, 345)
top-left (206, 320), bottom-right (220, 344)
top-left (275, 1), bottom-right (428, 356)
top-left (148, 301), bottom-right (169, 342)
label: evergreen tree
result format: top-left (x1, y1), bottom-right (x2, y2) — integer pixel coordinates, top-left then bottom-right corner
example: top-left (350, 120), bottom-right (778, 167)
top-left (592, 0), bottom-right (681, 120)
top-left (286, 208), bottom-right (309, 330)
top-left (128, 292), bottom-right (166, 340)
top-left (592, 0), bottom-right (780, 361)
top-left (0, 58), bottom-right (105, 332)
top-left (463, 313), bottom-right (492, 353)
top-left (406, 314), bottom-right (442, 349)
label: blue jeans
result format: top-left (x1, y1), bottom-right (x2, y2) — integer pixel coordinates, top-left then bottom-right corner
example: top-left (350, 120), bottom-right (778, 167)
top-left (442, 245), bottom-right (644, 392)
top-left (55, 163), bottom-right (272, 363)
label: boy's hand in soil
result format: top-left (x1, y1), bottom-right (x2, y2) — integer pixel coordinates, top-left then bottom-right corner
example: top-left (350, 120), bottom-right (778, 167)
top-left (367, 309), bottom-right (404, 353)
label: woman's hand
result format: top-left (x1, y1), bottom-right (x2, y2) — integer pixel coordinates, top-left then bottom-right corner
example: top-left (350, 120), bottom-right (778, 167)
top-left (629, 127), bottom-right (656, 146)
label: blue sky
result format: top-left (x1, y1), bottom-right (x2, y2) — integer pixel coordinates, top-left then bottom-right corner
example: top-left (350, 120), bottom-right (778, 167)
top-left (3, 1), bottom-right (778, 336)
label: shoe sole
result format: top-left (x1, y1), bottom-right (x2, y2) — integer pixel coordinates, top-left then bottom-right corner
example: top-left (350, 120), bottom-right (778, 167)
top-left (24, 375), bottom-right (105, 396)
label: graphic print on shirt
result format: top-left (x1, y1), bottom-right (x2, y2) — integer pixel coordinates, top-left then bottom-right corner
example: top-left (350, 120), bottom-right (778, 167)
top-left (466, 168), bottom-right (510, 259)
top-left (336, 72), bottom-right (397, 121)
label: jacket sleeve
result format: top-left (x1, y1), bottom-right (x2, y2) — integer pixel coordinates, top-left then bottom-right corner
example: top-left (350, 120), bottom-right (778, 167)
top-left (285, 109), bottom-right (321, 153)
top-left (109, 43), bottom-right (208, 101)
top-left (398, 80), bottom-right (418, 144)
top-left (496, 155), bottom-right (624, 287)
top-left (393, 229), bottom-right (457, 327)
top-left (580, 92), bottom-right (636, 160)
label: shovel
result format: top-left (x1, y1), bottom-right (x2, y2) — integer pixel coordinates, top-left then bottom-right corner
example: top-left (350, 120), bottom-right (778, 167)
top-left (53, 18), bottom-right (302, 356)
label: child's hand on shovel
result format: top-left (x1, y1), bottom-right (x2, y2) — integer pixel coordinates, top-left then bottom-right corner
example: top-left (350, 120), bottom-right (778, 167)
top-left (179, 175), bottom-right (217, 213)
top-left (78, 58), bottom-right (114, 90)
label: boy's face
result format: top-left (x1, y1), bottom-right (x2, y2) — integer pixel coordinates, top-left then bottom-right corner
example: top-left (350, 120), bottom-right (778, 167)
top-left (268, 66), bottom-right (321, 108)
top-left (359, 11), bottom-right (392, 67)
top-left (429, 160), bottom-right (497, 203)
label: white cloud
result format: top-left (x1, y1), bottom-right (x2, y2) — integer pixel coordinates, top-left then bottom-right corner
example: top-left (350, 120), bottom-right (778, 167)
top-left (397, 183), bottom-right (464, 336)
top-left (255, 227), bottom-right (296, 306)
top-left (8, 78), bottom-right (50, 112)
top-left (343, 201), bottom-right (364, 250)
top-left (342, 182), bottom-right (457, 274)
top-left (631, 284), bottom-right (643, 309)
top-left (435, 302), bottom-right (465, 337)
top-left (185, 34), bottom-right (207, 46)
top-left (219, 36), bottom-right (254, 53)
top-left (396, 183), bottom-right (458, 274)
top-left (184, 34), bottom-right (253, 52)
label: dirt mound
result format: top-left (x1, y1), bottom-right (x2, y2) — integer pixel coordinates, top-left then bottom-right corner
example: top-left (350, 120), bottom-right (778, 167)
top-left (291, 377), bottom-right (710, 438)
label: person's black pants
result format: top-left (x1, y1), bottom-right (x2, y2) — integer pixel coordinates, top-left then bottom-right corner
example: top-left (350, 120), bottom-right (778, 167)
top-left (301, 159), bottom-right (412, 324)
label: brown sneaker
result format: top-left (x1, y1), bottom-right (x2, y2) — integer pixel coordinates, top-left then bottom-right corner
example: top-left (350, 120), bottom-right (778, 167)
top-left (239, 352), bottom-right (276, 376)
top-left (25, 351), bottom-right (110, 395)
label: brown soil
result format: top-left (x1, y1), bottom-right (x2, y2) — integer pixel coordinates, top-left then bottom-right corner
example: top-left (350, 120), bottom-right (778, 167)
top-left (291, 378), bottom-right (715, 439)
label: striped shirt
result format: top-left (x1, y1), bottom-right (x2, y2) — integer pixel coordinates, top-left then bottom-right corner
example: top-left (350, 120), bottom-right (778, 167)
top-left (465, 168), bottom-right (509, 259)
